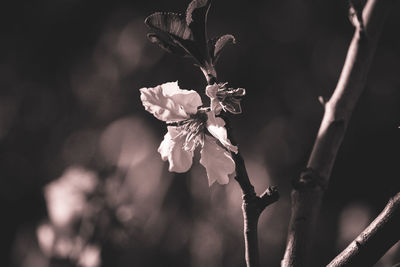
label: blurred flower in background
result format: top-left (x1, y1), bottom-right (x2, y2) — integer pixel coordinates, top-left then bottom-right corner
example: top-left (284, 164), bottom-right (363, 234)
top-left (38, 166), bottom-right (101, 266)
top-left (45, 166), bottom-right (98, 228)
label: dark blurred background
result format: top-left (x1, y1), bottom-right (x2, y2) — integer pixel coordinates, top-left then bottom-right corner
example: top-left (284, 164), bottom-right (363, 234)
top-left (1, 0), bottom-right (399, 266)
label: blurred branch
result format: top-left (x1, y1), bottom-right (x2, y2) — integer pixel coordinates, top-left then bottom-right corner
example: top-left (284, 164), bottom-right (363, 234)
top-left (206, 76), bottom-right (279, 267)
top-left (281, 0), bottom-right (394, 266)
top-left (327, 192), bottom-right (400, 267)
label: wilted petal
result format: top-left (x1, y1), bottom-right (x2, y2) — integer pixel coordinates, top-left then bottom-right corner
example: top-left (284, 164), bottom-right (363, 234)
top-left (158, 127), bottom-right (194, 172)
top-left (200, 135), bottom-right (235, 186)
top-left (140, 82), bottom-right (202, 122)
top-left (205, 84), bottom-right (222, 114)
top-left (219, 87), bottom-right (246, 114)
top-left (206, 112), bottom-right (238, 153)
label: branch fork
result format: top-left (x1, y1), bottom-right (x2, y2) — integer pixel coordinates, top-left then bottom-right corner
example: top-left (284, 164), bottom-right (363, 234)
top-left (233, 152), bottom-right (279, 267)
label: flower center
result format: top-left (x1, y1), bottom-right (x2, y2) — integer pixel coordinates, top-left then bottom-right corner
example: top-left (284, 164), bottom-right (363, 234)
top-left (214, 83), bottom-right (246, 114)
top-left (181, 111), bottom-right (208, 151)
top-left (167, 110), bottom-right (208, 152)
top-left (216, 83), bottom-right (245, 101)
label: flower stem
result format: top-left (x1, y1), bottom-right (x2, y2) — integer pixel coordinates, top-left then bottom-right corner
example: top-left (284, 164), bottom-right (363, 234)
top-left (281, 0), bottom-right (394, 266)
top-left (204, 75), bottom-right (279, 267)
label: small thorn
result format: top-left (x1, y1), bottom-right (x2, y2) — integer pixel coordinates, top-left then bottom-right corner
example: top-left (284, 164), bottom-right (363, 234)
top-left (318, 96), bottom-right (326, 106)
top-left (348, 0), bottom-right (366, 34)
top-left (260, 186), bottom-right (279, 200)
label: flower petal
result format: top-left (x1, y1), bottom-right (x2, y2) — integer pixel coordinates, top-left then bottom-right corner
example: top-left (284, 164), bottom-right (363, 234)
top-left (158, 127), bottom-right (194, 172)
top-left (206, 112), bottom-right (238, 153)
top-left (210, 98), bottom-right (222, 114)
top-left (200, 135), bottom-right (235, 186)
top-left (162, 82), bottom-right (203, 115)
top-left (205, 83), bottom-right (218, 98)
top-left (140, 82), bottom-right (202, 122)
top-left (140, 84), bottom-right (188, 122)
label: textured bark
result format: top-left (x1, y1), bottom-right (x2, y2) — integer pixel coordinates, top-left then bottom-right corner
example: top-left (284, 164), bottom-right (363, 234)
top-left (327, 193), bottom-right (400, 267)
top-left (281, 0), bottom-right (394, 266)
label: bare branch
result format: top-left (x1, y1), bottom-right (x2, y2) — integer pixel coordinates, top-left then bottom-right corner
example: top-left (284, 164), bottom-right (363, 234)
top-left (235, 151), bottom-right (279, 267)
top-left (206, 78), bottom-right (279, 267)
top-left (281, 0), bottom-right (394, 266)
top-left (327, 192), bottom-right (400, 267)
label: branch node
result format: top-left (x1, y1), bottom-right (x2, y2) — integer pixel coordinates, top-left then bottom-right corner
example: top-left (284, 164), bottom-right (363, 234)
top-left (243, 191), bottom-right (257, 202)
top-left (349, 0), bottom-right (366, 33)
top-left (261, 186), bottom-right (279, 199)
top-left (292, 168), bottom-right (327, 191)
top-left (260, 186), bottom-right (280, 206)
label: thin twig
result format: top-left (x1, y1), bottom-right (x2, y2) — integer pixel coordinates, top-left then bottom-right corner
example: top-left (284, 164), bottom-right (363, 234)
top-left (234, 152), bottom-right (279, 267)
top-left (225, 112), bottom-right (279, 267)
top-left (281, 0), bottom-right (394, 266)
top-left (205, 76), bottom-right (279, 267)
top-left (327, 192), bottom-right (400, 267)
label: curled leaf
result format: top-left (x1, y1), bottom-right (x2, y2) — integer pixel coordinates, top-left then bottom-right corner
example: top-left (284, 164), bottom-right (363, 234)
top-left (186, 0), bottom-right (211, 46)
top-left (212, 34), bottom-right (236, 63)
top-left (145, 12), bottom-right (206, 64)
top-left (144, 0), bottom-right (236, 78)
top-left (145, 12), bottom-right (192, 40)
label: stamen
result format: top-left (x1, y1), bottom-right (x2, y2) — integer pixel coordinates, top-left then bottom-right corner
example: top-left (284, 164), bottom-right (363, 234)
top-left (177, 111), bottom-right (208, 152)
top-left (214, 83), bottom-right (246, 114)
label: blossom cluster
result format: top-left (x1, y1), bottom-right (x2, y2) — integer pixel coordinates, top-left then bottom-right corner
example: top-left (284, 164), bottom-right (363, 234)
top-left (140, 82), bottom-right (245, 185)
top-left (140, 0), bottom-right (245, 186)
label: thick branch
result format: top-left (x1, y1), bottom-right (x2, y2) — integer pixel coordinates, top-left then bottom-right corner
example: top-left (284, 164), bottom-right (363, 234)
top-left (281, 0), bottom-right (393, 266)
top-left (327, 192), bottom-right (400, 267)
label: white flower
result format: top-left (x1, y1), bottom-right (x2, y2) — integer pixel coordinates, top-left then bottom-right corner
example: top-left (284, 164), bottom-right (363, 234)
top-left (45, 166), bottom-right (98, 227)
top-left (140, 81), bottom-right (238, 185)
top-left (206, 82), bottom-right (246, 114)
